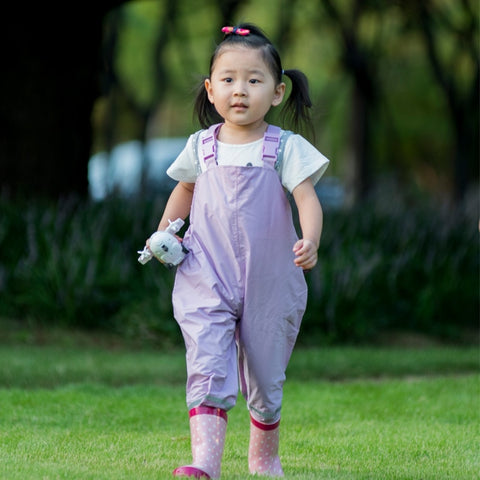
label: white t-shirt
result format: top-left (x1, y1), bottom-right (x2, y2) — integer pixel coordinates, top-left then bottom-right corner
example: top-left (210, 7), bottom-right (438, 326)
top-left (166, 129), bottom-right (329, 193)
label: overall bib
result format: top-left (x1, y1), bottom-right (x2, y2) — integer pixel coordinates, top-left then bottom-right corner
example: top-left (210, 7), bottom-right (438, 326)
top-left (172, 124), bottom-right (307, 424)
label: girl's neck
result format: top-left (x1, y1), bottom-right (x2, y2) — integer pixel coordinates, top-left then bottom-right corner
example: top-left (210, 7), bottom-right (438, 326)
top-left (217, 121), bottom-right (268, 144)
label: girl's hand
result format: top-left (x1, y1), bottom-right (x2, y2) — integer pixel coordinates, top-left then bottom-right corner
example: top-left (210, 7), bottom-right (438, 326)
top-left (293, 239), bottom-right (318, 270)
top-left (145, 237), bottom-right (164, 264)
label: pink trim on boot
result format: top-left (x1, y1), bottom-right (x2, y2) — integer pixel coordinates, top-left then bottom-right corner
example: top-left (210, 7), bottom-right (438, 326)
top-left (172, 465), bottom-right (210, 478)
top-left (189, 406), bottom-right (228, 422)
top-left (250, 416), bottom-right (280, 431)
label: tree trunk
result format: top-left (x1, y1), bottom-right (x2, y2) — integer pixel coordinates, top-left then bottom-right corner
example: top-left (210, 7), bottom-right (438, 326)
top-left (346, 82), bottom-right (371, 203)
top-left (320, 0), bottom-right (379, 203)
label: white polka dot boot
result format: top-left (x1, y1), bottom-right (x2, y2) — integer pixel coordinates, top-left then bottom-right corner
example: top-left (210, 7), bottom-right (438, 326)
top-left (173, 406), bottom-right (227, 479)
top-left (248, 416), bottom-right (284, 477)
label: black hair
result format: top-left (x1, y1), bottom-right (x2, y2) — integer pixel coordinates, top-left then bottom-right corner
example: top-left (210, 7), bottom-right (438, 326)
top-left (193, 23), bottom-right (313, 133)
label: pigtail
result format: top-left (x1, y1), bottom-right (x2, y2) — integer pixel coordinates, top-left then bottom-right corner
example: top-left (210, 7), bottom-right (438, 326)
top-left (193, 77), bottom-right (222, 129)
top-left (281, 69), bottom-right (314, 137)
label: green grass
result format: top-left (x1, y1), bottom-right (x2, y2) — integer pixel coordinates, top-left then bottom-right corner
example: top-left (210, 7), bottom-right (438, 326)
top-left (0, 344), bottom-right (478, 479)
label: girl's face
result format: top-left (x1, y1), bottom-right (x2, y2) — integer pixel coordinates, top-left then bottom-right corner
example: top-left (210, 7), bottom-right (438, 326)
top-left (205, 46), bottom-right (285, 132)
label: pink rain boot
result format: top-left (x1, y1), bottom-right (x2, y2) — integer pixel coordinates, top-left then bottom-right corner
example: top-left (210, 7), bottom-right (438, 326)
top-left (248, 416), bottom-right (284, 477)
top-left (173, 406), bottom-right (227, 479)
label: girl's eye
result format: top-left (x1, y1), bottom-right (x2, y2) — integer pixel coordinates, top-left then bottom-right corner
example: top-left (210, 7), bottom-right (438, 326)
top-left (249, 79), bottom-right (259, 84)
top-left (223, 78), bottom-right (233, 83)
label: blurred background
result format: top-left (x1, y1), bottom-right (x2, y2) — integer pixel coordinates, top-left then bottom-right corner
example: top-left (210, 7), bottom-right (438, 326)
top-left (0, 0), bottom-right (478, 346)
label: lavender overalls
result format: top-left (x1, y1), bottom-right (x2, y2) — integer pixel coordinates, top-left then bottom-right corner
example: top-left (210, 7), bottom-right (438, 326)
top-left (172, 124), bottom-right (307, 423)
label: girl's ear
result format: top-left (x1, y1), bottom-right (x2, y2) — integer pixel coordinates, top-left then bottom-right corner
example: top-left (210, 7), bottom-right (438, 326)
top-left (271, 82), bottom-right (286, 107)
top-left (205, 78), bottom-right (214, 104)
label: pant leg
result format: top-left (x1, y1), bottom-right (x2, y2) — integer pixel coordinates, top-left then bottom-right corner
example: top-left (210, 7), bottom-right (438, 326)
top-left (179, 309), bottom-right (238, 411)
top-left (237, 300), bottom-right (305, 423)
top-left (173, 243), bottom-right (241, 412)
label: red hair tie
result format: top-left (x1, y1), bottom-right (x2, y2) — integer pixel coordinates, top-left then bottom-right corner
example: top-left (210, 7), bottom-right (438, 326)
top-left (221, 26), bottom-right (250, 36)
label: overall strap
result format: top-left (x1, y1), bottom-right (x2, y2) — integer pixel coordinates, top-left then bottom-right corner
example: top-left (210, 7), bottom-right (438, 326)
top-left (262, 125), bottom-right (282, 167)
top-left (199, 123), bottom-right (223, 171)
top-left (198, 123), bottom-right (283, 171)
top-left (275, 130), bottom-right (293, 171)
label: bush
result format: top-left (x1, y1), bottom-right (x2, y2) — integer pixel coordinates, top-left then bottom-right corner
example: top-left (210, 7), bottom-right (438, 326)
top-left (0, 194), bottom-right (176, 339)
top-left (302, 189), bottom-right (479, 343)
top-left (0, 188), bottom-right (477, 345)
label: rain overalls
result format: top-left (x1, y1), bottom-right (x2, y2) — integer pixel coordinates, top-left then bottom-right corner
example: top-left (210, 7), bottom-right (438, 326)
top-left (172, 123), bottom-right (307, 424)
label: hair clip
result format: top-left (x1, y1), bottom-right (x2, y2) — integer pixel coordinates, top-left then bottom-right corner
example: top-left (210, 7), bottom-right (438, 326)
top-left (221, 26), bottom-right (250, 36)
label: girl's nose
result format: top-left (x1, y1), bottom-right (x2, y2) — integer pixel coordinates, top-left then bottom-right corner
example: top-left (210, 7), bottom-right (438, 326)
top-left (234, 82), bottom-right (247, 96)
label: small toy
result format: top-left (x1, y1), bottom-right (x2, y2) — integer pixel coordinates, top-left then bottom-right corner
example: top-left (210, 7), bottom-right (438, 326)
top-left (137, 218), bottom-right (189, 268)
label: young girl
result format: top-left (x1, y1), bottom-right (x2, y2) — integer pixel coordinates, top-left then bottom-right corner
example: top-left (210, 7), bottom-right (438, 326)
top-left (151, 23), bottom-right (329, 478)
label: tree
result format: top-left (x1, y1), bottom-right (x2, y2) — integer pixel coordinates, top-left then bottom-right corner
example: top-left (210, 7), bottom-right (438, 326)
top-left (318, 0), bottom-right (385, 202)
top-left (0, 3), bottom-right (124, 199)
top-left (95, 0), bottom-right (180, 195)
top-left (400, 0), bottom-right (479, 201)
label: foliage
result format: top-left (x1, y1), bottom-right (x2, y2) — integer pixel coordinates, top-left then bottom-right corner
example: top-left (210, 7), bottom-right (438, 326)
top-left (0, 194), bottom-right (175, 337)
top-left (303, 185), bottom-right (479, 343)
top-left (0, 188), bottom-right (477, 345)
top-left (2, 1), bottom-right (477, 201)
top-left (93, 0), bottom-right (479, 200)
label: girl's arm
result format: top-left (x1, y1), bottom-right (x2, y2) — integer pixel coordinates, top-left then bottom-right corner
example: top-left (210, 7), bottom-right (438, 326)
top-left (291, 178), bottom-right (323, 270)
top-left (157, 181), bottom-right (195, 231)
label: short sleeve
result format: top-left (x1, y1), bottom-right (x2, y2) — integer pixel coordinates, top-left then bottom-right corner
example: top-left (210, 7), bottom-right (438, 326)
top-left (279, 134), bottom-right (330, 193)
top-left (166, 133), bottom-right (199, 183)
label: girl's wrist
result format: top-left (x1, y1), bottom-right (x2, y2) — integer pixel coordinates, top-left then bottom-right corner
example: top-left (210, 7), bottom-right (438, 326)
top-left (304, 237), bottom-right (320, 250)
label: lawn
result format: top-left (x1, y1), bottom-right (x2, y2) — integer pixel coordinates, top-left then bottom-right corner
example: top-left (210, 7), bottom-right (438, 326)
top-left (0, 343), bottom-right (478, 479)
